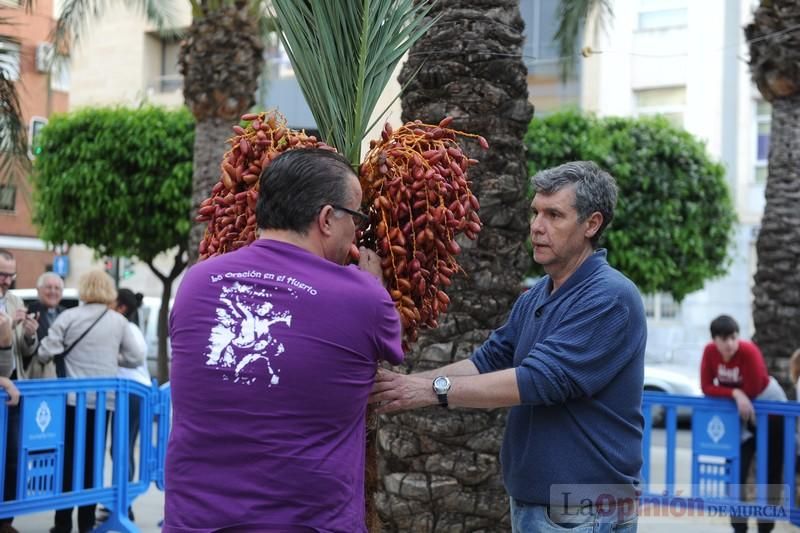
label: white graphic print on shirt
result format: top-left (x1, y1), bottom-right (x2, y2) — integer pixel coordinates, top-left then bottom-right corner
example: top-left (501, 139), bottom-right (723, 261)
top-left (716, 365), bottom-right (741, 387)
top-left (205, 282), bottom-right (292, 386)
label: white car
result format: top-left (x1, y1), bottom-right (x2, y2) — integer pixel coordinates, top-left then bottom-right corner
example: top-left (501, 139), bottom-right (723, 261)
top-left (643, 347), bottom-right (703, 425)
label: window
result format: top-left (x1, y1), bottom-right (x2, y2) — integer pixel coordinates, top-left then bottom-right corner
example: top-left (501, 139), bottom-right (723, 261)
top-left (0, 183), bottom-right (16, 212)
top-left (634, 86), bottom-right (686, 127)
top-left (160, 38), bottom-right (182, 92)
top-left (754, 99), bottom-right (770, 183)
top-left (0, 39), bottom-right (21, 81)
top-left (50, 57), bottom-right (71, 92)
top-left (29, 117), bottom-right (47, 159)
top-left (637, 0), bottom-right (688, 31)
top-left (642, 293), bottom-right (679, 321)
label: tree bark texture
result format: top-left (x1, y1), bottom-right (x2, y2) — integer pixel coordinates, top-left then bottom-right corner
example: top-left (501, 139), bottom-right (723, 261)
top-left (180, 5), bottom-right (263, 264)
top-left (378, 1), bottom-right (534, 530)
top-left (752, 94), bottom-right (800, 369)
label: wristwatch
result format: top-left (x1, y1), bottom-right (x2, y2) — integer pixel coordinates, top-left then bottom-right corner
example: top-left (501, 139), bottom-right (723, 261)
top-left (432, 376), bottom-right (451, 408)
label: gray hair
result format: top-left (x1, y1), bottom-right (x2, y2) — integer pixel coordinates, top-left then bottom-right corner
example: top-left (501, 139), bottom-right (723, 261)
top-left (531, 161), bottom-right (618, 247)
top-left (37, 272), bottom-right (64, 289)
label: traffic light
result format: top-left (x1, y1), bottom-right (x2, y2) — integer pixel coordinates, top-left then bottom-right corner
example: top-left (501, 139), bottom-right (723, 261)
top-left (29, 117), bottom-right (47, 159)
top-left (121, 258), bottom-right (136, 280)
top-left (103, 256), bottom-right (115, 273)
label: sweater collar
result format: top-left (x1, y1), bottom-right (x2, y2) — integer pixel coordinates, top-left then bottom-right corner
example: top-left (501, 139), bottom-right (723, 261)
top-left (546, 249), bottom-right (608, 297)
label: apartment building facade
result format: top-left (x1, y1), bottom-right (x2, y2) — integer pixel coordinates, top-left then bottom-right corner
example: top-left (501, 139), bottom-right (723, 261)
top-left (0, 0), bottom-right (68, 287)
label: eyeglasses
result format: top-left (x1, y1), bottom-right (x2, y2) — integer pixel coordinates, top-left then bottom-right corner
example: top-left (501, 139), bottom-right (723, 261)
top-left (0, 272), bottom-right (17, 281)
top-left (330, 205), bottom-right (370, 230)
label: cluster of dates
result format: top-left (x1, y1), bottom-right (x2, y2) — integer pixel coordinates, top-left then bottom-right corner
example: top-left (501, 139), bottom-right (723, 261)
top-left (198, 111), bottom-right (487, 348)
top-left (358, 118), bottom-right (487, 347)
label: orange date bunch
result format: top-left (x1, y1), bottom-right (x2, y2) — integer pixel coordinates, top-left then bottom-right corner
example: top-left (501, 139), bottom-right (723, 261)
top-left (359, 118), bottom-right (488, 347)
top-left (196, 111), bottom-right (334, 260)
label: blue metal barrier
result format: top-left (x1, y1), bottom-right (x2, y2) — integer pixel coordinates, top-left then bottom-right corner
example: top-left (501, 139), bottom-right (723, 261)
top-left (642, 391), bottom-right (799, 525)
top-left (0, 378), bottom-right (172, 533)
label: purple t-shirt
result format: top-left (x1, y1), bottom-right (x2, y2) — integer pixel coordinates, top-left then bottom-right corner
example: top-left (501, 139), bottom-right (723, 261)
top-left (164, 239), bottom-right (403, 533)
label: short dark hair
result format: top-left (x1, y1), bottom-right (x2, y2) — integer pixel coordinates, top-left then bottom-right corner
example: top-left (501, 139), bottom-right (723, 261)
top-left (117, 288), bottom-right (143, 325)
top-left (256, 148), bottom-right (356, 233)
top-left (531, 161), bottom-right (618, 247)
top-left (710, 314), bottom-right (739, 338)
top-left (0, 248), bottom-right (14, 261)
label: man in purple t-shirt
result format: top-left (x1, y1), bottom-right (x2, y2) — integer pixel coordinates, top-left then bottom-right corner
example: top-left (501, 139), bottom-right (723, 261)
top-left (164, 149), bottom-right (404, 532)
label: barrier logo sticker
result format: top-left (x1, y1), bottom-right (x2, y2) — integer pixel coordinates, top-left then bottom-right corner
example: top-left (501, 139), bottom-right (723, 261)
top-left (707, 415), bottom-right (725, 443)
top-left (36, 400), bottom-right (52, 432)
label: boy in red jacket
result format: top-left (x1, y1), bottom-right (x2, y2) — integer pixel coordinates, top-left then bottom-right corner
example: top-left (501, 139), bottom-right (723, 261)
top-left (700, 314), bottom-right (784, 533)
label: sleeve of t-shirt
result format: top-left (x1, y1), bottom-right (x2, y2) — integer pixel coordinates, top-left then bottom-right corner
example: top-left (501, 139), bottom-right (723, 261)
top-left (515, 294), bottom-right (641, 406)
top-left (370, 283), bottom-right (404, 366)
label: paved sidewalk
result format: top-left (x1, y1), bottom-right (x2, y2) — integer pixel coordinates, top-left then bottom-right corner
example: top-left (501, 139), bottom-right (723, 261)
top-left (11, 483), bottom-right (164, 532)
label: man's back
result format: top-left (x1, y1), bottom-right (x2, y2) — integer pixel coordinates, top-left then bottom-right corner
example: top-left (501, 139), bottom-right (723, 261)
top-left (165, 239), bottom-right (403, 532)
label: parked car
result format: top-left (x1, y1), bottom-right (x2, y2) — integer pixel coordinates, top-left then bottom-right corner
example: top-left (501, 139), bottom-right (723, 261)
top-left (644, 344), bottom-right (703, 425)
top-left (139, 296), bottom-right (173, 379)
top-left (10, 287), bottom-right (81, 310)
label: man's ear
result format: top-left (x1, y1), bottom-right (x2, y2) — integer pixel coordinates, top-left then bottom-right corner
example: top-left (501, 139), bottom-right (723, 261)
top-left (584, 211), bottom-right (603, 239)
top-left (317, 205), bottom-right (335, 236)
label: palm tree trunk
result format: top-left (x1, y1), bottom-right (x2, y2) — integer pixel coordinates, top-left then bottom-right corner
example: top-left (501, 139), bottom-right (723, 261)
top-left (188, 118), bottom-right (231, 264)
top-left (752, 94), bottom-right (800, 373)
top-left (376, 1), bottom-right (533, 530)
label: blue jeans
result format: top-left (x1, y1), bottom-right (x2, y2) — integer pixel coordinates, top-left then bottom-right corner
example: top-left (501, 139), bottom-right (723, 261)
top-left (511, 499), bottom-right (638, 532)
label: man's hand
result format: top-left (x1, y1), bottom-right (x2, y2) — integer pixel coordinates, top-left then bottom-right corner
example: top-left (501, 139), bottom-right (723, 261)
top-left (732, 388), bottom-right (755, 424)
top-left (0, 377), bottom-right (20, 406)
top-left (358, 247), bottom-right (383, 282)
top-left (21, 312), bottom-right (38, 340)
top-left (369, 368), bottom-right (437, 414)
top-left (0, 311), bottom-right (12, 347)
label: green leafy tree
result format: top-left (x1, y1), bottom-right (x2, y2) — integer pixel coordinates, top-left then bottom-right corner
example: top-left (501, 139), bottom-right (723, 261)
top-left (525, 109), bottom-right (735, 301)
top-left (31, 106), bottom-right (194, 383)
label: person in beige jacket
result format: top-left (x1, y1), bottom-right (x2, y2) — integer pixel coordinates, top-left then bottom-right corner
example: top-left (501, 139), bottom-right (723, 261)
top-left (1, 249), bottom-right (41, 533)
top-left (0, 249), bottom-right (41, 380)
top-left (37, 269), bottom-right (145, 533)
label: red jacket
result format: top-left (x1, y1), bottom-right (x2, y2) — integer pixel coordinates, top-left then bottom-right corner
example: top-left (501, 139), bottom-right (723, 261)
top-left (700, 339), bottom-right (769, 399)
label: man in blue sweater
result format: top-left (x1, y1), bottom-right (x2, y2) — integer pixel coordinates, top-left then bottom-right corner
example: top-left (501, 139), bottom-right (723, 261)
top-left (371, 161), bottom-right (647, 532)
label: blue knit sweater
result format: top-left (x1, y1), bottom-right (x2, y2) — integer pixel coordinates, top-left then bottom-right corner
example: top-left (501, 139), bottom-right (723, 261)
top-left (471, 250), bottom-right (646, 505)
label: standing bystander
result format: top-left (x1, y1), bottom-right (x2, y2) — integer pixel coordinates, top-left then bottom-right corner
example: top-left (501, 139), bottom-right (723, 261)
top-left (700, 314), bottom-right (786, 533)
top-left (27, 272), bottom-right (67, 356)
top-left (0, 249), bottom-right (39, 533)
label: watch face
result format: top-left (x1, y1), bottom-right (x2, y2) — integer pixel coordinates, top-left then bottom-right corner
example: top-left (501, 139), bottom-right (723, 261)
top-left (433, 376), bottom-right (450, 393)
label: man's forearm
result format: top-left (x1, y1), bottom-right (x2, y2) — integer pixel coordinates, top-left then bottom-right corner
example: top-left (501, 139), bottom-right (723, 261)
top-left (415, 358), bottom-right (480, 380)
top-left (448, 368), bottom-right (521, 409)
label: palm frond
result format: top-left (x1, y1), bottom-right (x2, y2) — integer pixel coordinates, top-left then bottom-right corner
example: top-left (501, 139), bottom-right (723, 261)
top-left (0, 68), bottom-right (30, 187)
top-left (52, 0), bottom-right (182, 62)
top-left (271, 0), bottom-right (435, 165)
top-left (555, 0), bottom-right (612, 81)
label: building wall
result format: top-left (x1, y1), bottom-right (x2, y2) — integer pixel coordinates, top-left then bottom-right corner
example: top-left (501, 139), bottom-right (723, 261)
top-left (68, 2), bottom-right (191, 109)
top-left (0, 0), bottom-right (68, 288)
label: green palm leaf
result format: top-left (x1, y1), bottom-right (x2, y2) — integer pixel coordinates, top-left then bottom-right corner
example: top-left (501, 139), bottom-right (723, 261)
top-left (271, 0), bottom-right (435, 165)
top-left (1, 0), bottom-right (34, 184)
top-left (555, 0), bottom-right (612, 81)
